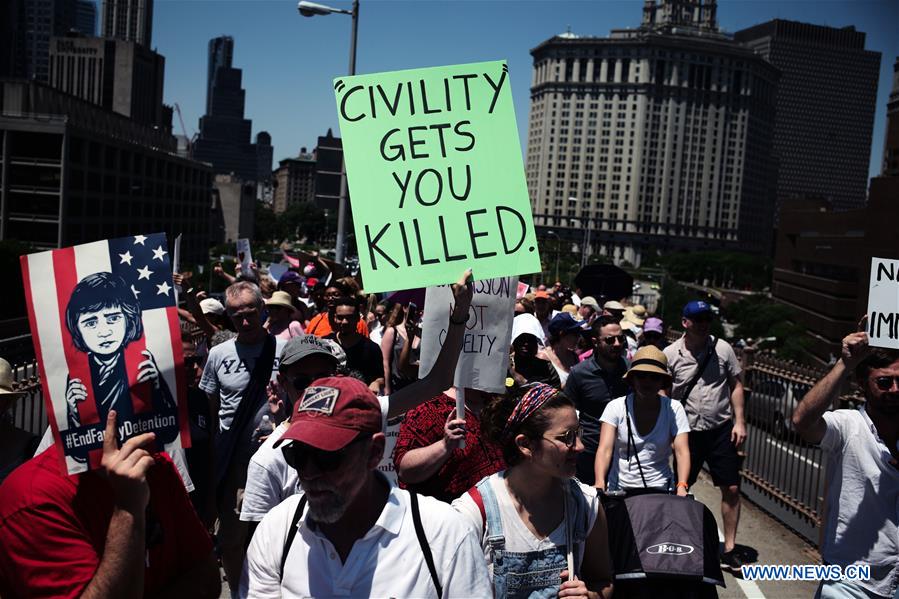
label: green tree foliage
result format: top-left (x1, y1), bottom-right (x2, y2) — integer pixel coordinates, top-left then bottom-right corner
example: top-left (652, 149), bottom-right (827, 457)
top-left (254, 201), bottom-right (285, 244)
top-left (283, 201), bottom-right (327, 244)
top-left (658, 251), bottom-right (771, 290)
top-left (725, 295), bottom-right (810, 362)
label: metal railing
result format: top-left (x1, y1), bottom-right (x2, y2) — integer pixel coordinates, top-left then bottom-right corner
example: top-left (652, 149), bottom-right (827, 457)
top-left (740, 350), bottom-right (862, 545)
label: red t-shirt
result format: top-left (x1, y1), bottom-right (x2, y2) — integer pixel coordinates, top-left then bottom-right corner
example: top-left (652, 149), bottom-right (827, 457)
top-left (0, 446), bottom-right (213, 598)
top-left (306, 311), bottom-right (369, 338)
top-left (393, 393), bottom-right (506, 503)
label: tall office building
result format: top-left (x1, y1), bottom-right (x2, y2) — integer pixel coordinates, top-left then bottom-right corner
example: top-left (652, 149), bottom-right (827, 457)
top-left (75, 0), bottom-right (97, 35)
top-left (15, 0), bottom-right (78, 82)
top-left (206, 36), bottom-right (234, 114)
top-left (735, 21), bottom-right (881, 213)
top-left (273, 149), bottom-right (316, 214)
top-left (101, 0), bottom-right (152, 47)
top-left (49, 33), bottom-right (167, 129)
top-left (193, 37), bottom-right (261, 183)
top-left (525, 0), bottom-right (778, 264)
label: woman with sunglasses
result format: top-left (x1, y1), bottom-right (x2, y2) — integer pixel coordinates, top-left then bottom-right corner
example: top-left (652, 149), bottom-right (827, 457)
top-left (452, 383), bottom-right (613, 599)
top-left (594, 346), bottom-right (691, 496)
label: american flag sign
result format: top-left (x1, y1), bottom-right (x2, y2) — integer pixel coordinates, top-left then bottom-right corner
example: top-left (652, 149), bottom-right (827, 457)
top-left (21, 233), bottom-right (189, 475)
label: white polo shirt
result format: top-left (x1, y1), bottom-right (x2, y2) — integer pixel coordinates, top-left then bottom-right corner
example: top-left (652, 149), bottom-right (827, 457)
top-left (820, 406), bottom-right (899, 598)
top-left (241, 477), bottom-right (492, 598)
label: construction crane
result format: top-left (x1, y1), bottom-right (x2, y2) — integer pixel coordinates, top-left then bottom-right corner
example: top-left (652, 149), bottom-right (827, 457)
top-left (173, 103), bottom-right (197, 155)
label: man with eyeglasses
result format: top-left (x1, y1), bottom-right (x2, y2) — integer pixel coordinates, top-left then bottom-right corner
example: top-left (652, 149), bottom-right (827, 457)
top-left (664, 300), bottom-right (745, 571)
top-left (199, 281), bottom-right (287, 595)
top-left (239, 271), bottom-right (475, 535)
top-left (241, 378), bottom-right (491, 597)
top-left (564, 315), bottom-right (629, 485)
top-left (792, 328), bottom-right (899, 599)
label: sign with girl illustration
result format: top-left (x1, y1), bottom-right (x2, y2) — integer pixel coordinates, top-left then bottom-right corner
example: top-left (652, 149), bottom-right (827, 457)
top-left (21, 233), bottom-right (189, 474)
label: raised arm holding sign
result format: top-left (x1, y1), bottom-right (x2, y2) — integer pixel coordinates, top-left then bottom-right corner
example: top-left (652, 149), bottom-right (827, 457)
top-left (867, 257), bottom-right (899, 349)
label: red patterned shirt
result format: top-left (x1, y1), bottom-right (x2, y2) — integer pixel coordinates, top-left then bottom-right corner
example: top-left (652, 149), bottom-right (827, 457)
top-left (394, 393), bottom-right (505, 503)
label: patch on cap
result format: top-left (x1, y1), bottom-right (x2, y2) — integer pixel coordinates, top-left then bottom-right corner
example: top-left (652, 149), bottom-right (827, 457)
top-left (298, 386), bottom-right (340, 415)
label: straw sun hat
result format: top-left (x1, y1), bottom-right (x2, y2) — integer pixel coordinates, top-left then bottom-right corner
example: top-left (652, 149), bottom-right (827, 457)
top-left (624, 346), bottom-right (671, 383)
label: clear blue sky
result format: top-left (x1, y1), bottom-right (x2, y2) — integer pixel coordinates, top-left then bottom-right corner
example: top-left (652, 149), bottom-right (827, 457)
top-left (155, 0), bottom-right (898, 180)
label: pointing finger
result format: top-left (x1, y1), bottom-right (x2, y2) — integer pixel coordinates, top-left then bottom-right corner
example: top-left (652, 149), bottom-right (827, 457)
top-left (102, 410), bottom-right (118, 455)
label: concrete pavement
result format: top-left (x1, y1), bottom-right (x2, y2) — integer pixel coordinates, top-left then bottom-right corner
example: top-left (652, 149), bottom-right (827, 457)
top-left (691, 471), bottom-right (820, 599)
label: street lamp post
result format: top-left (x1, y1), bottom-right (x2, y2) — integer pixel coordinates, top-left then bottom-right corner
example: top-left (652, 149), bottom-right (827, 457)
top-left (545, 230), bottom-right (560, 284)
top-left (298, 0), bottom-right (358, 264)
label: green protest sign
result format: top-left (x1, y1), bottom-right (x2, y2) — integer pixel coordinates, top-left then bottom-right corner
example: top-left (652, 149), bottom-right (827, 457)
top-left (334, 60), bottom-right (541, 292)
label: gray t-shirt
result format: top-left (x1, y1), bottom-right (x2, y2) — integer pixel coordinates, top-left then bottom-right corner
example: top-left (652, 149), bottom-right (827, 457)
top-left (199, 336), bottom-right (285, 431)
top-left (820, 407), bottom-right (899, 598)
top-left (664, 336), bottom-right (741, 431)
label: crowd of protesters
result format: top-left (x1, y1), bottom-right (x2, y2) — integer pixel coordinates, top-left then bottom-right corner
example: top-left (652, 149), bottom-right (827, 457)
top-left (1, 250), bottom-right (896, 599)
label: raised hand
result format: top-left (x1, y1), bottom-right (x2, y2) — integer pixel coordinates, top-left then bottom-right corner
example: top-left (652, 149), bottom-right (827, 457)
top-left (100, 410), bottom-right (156, 512)
top-left (443, 410), bottom-right (467, 451)
top-left (450, 268), bottom-right (474, 322)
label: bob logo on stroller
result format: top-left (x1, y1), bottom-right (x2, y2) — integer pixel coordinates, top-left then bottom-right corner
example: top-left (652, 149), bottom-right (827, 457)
top-left (647, 543), bottom-right (695, 555)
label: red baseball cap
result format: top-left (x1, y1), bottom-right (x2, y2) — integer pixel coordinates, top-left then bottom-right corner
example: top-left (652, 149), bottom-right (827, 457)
top-left (534, 290), bottom-right (551, 299)
top-left (278, 376), bottom-right (381, 451)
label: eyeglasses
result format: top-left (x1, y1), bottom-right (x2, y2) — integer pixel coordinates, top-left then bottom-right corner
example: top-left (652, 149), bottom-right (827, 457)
top-left (873, 376), bottom-right (899, 391)
top-left (333, 312), bottom-right (358, 322)
top-left (599, 334), bottom-right (627, 345)
top-left (184, 356), bottom-right (203, 368)
top-left (282, 435), bottom-right (370, 472)
top-left (543, 426), bottom-right (583, 448)
top-left (689, 313), bottom-right (713, 323)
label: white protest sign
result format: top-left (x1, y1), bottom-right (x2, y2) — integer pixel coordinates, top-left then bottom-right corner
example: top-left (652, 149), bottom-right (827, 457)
top-left (419, 276), bottom-right (517, 393)
top-left (236, 238), bottom-right (253, 272)
top-left (867, 257), bottom-right (899, 349)
top-left (376, 415), bottom-right (403, 486)
top-left (173, 234), bottom-right (182, 305)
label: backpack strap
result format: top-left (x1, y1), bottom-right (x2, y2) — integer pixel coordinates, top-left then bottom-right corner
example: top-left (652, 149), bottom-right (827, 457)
top-left (467, 486), bottom-right (486, 525)
top-left (279, 495), bottom-right (307, 583)
top-left (476, 476), bottom-right (506, 551)
top-left (679, 337), bottom-right (718, 404)
top-left (410, 491), bottom-right (443, 598)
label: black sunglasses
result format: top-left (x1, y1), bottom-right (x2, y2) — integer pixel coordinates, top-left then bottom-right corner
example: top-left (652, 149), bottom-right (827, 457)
top-left (184, 356), bottom-right (203, 367)
top-left (873, 376), bottom-right (899, 391)
top-left (282, 435), bottom-right (371, 472)
top-left (599, 334), bottom-right (627, 345)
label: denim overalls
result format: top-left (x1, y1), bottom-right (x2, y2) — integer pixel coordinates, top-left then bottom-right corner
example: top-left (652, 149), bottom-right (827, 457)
top-left (477, 476), bottom-right (590, 599)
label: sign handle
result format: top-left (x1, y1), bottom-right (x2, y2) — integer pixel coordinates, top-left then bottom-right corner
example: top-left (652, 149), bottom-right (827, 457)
top-left (456, 388), bottom-right (466, 450)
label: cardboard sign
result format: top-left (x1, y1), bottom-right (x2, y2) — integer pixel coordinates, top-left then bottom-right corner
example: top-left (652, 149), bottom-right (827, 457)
top-left (237, 238), bottom-right (253, 272)
top-left (419, 277), bottom-right (517, 393)
top-left (20, 234), bottom-right (189, 474)
top-left (517, 281), bottom-right (530, 299)
top-left (867, 257), bottom-right (899, 349)
top-left (335, 60), bottom-right (541, 292)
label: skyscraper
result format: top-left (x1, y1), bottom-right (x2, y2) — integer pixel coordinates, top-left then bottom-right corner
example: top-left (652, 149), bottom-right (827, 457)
top-left (525, 0), bottom-right (779, 265)
top-left (735, 20), bottom-right (881, 212)
top-left (101, 0), bottom-right (152, 47)
top-left (193, 36), bottom-right (262, 183)
top-left (16, 0), bottom-right (78, 82)
top-left (207, 36), bottom-right (234, 114)
top-left (75, 0), bottom-right (97, 35)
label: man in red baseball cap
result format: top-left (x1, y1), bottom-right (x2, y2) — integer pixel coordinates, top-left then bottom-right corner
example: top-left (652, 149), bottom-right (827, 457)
top-left (242, 376), bottom-right (490, 597)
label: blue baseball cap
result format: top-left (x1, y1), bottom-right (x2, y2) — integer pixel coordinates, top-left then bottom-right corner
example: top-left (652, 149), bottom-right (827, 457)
top-left (683, 300), bottom-right (713, 318)
top-left (548, 312), bottom-right (588, 337)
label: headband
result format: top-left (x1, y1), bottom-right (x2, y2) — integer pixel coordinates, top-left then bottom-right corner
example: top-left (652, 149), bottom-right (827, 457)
top-left (502, 383), bottom-right (559, 439)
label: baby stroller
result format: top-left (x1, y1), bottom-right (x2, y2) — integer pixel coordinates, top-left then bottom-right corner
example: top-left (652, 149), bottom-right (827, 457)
top-left (602, 490), bottom-right (725, 598)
